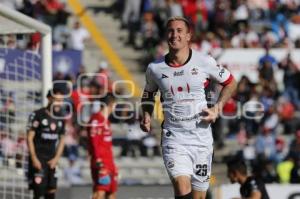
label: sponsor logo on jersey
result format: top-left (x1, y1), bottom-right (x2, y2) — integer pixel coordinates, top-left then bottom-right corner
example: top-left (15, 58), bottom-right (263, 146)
top-left (167, 160), bottom-right (175, 169)
top-left (166, 130), bottom-right (172, 137)
top-left (170, 112), bottom-right (202, 122)
top-left (50, 123), bottom-right (57, 131)
top-left (173, 70), bottom-right (184, 77)
top-left (42, 119), bottom-right (48, 126)
top-left (219, 68), bottom-right (225, 77)
top-left (191, 68), bottom-right (198, 75)
top-left (161, 74), bottom-right (168, 79)
top-left (41, 133), bottom-right (58, 140)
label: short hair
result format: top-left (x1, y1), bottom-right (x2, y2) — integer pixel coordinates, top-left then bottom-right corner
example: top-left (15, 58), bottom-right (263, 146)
top-left (227, 159), bottom-right (247, 175)
top-left (47, 87), bottom-right (64, 98)
top-left (166, 16), bottom-right (191, 32)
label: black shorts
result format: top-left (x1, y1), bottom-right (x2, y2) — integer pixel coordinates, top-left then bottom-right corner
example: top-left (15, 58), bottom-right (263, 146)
top-left (28, 159), bottom-right (57, 195)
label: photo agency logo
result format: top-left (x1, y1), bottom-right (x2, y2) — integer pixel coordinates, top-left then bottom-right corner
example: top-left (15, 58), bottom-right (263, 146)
top-left (50, 76), bottom-right (265, 126)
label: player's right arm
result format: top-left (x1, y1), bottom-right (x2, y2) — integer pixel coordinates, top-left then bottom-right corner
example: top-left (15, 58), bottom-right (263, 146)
top-left (27, 112), bottom-right (42, 170)
top-left (88, 117), bottom-right (103, 168)
top-left (141, 65), bottom-right (158, 132)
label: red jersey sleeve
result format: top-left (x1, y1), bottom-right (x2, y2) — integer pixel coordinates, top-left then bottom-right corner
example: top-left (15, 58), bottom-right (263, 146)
top-left (88, 114), bottom-right (104, 162)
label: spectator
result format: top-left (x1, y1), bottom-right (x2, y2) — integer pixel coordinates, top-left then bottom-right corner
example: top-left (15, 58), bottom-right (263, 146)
top-left (277, 156), bottom-right (294, 183)
top-left (64, 158), bottom-right (85, 185)
top-left (258, 46), bottom-right (277, 70)
top-left (165, 0), bottom-right (183, 18)
top-left (64, 118), bottom-right (79, 161)
top-left (254, 127), bottom-right (277, 163)
top-left (288, 129), bottom-right (300, 160)
top-left (259, 160), bottom-right (279, 183)
top-left (232, 0), bottom-right (249, 32)
top-left (42, 0), bottom-right (64, 28)
top-left (53, 3), bottom-right (71, 49)
top-left (290, 156), bottom-right (300, 183)
top-left (121, 0), bottom-right (142, 47)
top-left (94, 61), bottom-right (113, 93)
top-left (68, 21), bottom-right (90, 51)
top-left (140, 11), bottom-right (159, 50)
top-left (279, 53), bottom-right (300, 108)
top-left (121, 116), bottom-right (148, 157)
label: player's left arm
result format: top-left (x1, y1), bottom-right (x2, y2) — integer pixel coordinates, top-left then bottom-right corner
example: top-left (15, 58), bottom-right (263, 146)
top-left (202, 56), bottom-right (237, 123)
top-left (215, 77), bottom-right (237, 113)
top-left (48, 121), bottom-right (66, 169)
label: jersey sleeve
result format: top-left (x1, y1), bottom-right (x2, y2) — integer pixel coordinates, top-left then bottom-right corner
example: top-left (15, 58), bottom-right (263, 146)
top-left (88, 116), bottom-right (103, 161)
top-left (144, 64), bottom-right (158, 92)
top-left (26, 111), bottom-right (39, 132)
top-left (205, 55), bottom-right (233, 86)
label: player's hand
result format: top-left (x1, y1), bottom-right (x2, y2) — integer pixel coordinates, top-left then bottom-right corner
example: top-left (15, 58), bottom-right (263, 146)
top-left (140, 112), bottom-right (151, 132)
top-left (201, 107), bottom-right (219, 123)
top-left (32, 158), bottom-right (42, 170)
top-left (47, 158), bottom-right (58, 169)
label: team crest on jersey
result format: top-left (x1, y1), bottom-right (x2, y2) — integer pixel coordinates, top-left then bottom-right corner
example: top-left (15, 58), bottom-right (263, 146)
top-left (33, 120), bottom-right (39, 128)
top-left (42, 119), bottom-right (48, 126)
top-left (191, 68), bottom-right (198, 75)
top-left (161, 74), bottom-right (168, 79)
top-left (173, 70), bottom-right (184, 77)
top-left (34, 176), bottom-right (42, 184)
top-left (165, 130), bottom-right (172, 137)
top-left (167, 159), bottom-right (175, 169)
top-left (50, 123), bottom-right (57, 131)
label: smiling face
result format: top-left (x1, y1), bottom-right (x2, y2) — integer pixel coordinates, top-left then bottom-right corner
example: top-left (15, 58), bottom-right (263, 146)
top-left (166, 19), bottom-right (191, 51)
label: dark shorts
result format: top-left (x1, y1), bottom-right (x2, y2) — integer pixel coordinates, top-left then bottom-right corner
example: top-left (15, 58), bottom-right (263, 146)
top-left (28, 159), bottom-right (57, 195)
top-left (91, 166), bottom-right (118, 193)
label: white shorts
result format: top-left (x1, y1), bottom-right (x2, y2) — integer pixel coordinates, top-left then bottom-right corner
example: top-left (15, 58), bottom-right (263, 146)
top-left (162, 144), bottom-right (213, 191)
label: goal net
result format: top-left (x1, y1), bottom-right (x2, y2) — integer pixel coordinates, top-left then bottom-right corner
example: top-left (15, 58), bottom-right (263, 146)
top-left (0, 6), bottom-right (52, 199)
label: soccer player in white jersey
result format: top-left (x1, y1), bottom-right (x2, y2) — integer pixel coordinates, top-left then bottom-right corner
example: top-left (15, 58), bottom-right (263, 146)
top-left (140, 16), bottom-right (237, 199)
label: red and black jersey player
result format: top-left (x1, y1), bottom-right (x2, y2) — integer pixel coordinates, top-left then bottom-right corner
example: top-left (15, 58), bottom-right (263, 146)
top-left (27, 88), bottom-right (66, 199)
top-left (87, 94), bottom-right (118, 199)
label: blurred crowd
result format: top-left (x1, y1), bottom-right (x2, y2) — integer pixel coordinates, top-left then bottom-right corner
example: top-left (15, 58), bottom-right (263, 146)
top-left (0, 0), bottom-right (90, 52)
top-left (214, 47), bottom-right (300, 184)
top-left (114, 0), bottom-right (300, 65)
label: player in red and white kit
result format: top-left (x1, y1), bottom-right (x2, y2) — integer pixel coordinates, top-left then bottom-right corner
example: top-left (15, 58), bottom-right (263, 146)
top-left (88, 94), bottom-right (117, 199)
top-left (141, 17), bottom-right (237, 199)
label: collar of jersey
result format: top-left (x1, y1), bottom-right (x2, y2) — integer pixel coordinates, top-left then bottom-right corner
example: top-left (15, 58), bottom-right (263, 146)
top-left (165, 49), bottom-right (192, 68)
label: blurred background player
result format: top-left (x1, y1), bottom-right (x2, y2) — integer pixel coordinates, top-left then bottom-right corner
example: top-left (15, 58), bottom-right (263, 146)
top-left (27, 88), bottom-right (66, 199)
top-left (227, 159), bottom-right (270, 199)
top-left (141, 16), bottom-right (236, 199)
top-left (87, 94), bottom-right (118, 199)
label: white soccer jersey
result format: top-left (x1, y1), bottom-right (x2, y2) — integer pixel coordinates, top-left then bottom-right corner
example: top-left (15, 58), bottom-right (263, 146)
top-left (144, 49), bottom-right (233, 146)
